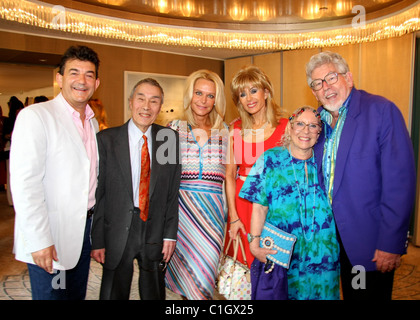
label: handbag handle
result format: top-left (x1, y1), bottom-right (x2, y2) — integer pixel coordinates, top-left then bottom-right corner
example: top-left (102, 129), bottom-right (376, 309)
top-left (224, 234), bottom-right (248, 266)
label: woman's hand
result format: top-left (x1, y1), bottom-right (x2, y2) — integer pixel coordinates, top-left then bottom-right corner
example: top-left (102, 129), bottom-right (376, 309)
top-left (228, 219), bottom-right (246, 240)
top-left (249, 239), bottom-right (277, 263)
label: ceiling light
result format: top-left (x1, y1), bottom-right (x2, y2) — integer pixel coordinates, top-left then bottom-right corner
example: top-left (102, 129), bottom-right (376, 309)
top-left (0, 0), bottom-right (419, 52)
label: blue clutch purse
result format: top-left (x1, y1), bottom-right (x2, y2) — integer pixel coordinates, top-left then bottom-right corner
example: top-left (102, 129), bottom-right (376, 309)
top-left (260, 222), bottom-right (297, 269)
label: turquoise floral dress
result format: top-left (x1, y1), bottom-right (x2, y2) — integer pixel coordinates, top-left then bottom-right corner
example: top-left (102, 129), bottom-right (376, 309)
top-left (239, 146), bottom-right (340, 300)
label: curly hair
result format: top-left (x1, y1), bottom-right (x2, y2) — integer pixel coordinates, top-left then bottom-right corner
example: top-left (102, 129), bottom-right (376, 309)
top-left (280, 106), bottom-right (322, 148)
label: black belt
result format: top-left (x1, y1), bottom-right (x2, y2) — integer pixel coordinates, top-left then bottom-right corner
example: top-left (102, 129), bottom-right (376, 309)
top-left (87, 206), bottom-right (95, 219)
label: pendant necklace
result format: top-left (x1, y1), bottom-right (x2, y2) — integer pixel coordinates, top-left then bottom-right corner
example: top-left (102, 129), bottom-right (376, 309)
top-left (289, 147), bottom-right (316, 241)
top-left (245, 121), bottom-right (269, 136)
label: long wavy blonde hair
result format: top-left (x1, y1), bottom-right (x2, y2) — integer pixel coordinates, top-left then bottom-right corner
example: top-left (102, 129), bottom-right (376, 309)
top-left (230, 65), bottom-right (282, 134)
top-left (182, 69), bottom-right (226, 130)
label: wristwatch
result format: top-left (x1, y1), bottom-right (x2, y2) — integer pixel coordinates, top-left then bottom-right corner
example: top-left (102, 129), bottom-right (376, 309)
top-left (247, 233), bottom-right (261, 243)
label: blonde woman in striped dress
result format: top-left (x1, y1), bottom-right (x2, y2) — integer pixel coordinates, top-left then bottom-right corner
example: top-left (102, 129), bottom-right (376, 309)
top-left (165, 70), bottom-right (228, 300)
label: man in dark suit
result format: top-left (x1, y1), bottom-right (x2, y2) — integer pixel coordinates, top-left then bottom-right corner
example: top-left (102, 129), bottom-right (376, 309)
top-left (91, 78), bottom-right (181, 300)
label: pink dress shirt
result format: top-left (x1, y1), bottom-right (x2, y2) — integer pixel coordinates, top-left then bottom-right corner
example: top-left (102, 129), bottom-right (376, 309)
top-left (65, 102), bottom-right (98, 210)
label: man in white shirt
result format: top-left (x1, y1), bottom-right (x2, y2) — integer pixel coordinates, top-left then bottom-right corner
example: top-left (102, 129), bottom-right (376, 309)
top-left (10, 45), bottom-right (101, 300)
top-left (91, 78), bottom-right (181, 300)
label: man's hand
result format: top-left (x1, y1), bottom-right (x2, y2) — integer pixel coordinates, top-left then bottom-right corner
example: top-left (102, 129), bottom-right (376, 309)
top-left (31, 245), bottom-right (58, 274)
top-left (91, 248), bottom-right (106, 264)
top-left (372, 249), bottom-right (401, 273)
top-left (162, 240), bottom-right (176, 262)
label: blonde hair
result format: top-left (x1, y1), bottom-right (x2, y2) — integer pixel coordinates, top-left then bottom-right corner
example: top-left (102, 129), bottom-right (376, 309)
top-left (182, 69), bottom-right (226, 130)
top-left (230, 65), bottom-right (281, 133)
top-left (280, 106), bottom-right (321, 148)
top-left (89, 98), bottom-right (109, 131)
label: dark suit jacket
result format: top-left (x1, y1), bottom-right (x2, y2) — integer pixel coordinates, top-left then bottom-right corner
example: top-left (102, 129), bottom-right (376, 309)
top-left (91, 121), bottom-right (181, 270)
top-left (314, 88), bottom-right (416, 271)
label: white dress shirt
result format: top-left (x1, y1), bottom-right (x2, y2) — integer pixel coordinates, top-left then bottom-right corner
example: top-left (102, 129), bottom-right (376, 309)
top-left (128, 119), bottom-right (152, 208)
top-left (128, 120), bottom-right (175, 242)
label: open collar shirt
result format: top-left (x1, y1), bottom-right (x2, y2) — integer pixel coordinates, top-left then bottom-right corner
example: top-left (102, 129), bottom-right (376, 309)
top-left (320, 89), bottom-right (353, 204)
top-left (64, 95), bottom-right (97, 210)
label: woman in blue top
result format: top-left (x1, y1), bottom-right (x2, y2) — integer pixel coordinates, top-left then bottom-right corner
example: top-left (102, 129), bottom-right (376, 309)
top-left (239, 106), bottom-right (340, 300)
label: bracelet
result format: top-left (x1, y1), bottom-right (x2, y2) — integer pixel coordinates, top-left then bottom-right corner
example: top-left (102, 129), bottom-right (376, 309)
top-left (230, 218), bottom-right (240, 224)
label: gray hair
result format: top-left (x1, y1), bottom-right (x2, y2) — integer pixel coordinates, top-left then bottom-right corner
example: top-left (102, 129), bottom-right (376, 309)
top-left (129, 78), bottom-right (164, 104)
top-left (305, 51), bottom-right (350, 86)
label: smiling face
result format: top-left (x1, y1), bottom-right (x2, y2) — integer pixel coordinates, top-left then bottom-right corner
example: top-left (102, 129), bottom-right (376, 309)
top-left (310, 63), bottom-right (353, 114)
top-left (190, 78), bottom-right (216, 119)
top-left (56, 58), bottom-right (100, 112)
top-left (238, 85), bottom-right (269, 117)
top-left (288, 109), bottom-right (321, 158)
top-left (129, 82), bottom-right (163, 133)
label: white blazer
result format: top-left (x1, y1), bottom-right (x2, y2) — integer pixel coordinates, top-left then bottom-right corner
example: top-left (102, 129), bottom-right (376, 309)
top-left (10, 93), bottom-right (99, 270)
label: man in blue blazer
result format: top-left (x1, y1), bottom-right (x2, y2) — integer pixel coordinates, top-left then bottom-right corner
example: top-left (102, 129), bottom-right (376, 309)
top-left (306, 51), bottom-right (416, 300)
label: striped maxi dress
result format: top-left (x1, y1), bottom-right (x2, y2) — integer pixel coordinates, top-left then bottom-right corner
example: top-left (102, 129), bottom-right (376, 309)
top-left (165, 120), bottom-right (228, 300)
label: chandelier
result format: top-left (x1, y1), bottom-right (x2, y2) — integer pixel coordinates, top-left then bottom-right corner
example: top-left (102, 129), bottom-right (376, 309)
top-left (0, 0), bottom-right (419, 52)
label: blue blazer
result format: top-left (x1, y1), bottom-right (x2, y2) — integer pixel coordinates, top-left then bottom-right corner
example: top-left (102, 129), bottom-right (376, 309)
top-left (314, 88), bottom-right (416, 271)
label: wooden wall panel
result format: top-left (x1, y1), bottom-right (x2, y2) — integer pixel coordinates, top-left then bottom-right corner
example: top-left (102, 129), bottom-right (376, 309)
top-left (0, 31), bottom-right (224, 127)
top-left (360, 34), bottom-right (413, 126)
top-left (254, 52), bottom-right (282, 111)
top-left (92, 46), bottom-right (224, 127)
top-left (282, 48), bottom-right (320, 117)
top-left (224, 56), bottom-right (252, 124)
top-left (323, 44), bottom-right (361, 88)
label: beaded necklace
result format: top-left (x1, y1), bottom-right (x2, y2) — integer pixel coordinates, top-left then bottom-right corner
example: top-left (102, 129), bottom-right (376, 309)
top-left (289, 147), bottom-right (316, 241)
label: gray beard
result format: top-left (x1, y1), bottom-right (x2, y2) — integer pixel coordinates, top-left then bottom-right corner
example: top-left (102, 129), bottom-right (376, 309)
top-left (322, 103), bottom-right (342, 113)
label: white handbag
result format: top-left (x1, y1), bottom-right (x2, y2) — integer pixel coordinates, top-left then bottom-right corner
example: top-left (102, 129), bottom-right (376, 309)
top-left (216, 235), bottom-right (251, 300)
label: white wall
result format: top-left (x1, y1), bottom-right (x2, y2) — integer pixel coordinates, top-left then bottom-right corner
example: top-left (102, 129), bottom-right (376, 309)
top-left (0, 86), bottom-right (54, 115)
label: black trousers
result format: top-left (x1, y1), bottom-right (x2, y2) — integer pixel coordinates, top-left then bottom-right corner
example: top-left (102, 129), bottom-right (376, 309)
top-left (339, 235), bottom-right (394, 300)
top-left (99, 213), bottom-right (165, 300)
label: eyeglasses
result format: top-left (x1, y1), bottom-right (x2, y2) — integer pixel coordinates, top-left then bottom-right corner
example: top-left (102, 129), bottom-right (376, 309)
top-left (310, 72), bottom-right (345, 91)
top-left (292, 121), bottom-right (321, 133)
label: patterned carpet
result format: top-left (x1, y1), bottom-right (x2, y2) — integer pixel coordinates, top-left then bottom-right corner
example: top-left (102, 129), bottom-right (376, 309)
top-left (1, 251), bottom-right (420, 300)
top-left (0, 259), bottom-right (184, 300)
top-left (1, 190), bottom-right (419, 300)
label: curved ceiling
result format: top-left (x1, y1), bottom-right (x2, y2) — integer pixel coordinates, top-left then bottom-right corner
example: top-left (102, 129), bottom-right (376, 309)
top-left (58, 0), bottom-right (416, 31)
top-left (0, 0), bottom-right (419, 97)
top-left (1, 0), bottom-right (419, 60)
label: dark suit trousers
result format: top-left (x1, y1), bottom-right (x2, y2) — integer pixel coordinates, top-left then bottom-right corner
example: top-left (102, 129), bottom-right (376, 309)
top-left (99, 212), bottom-right (165, 300)
top-left (338, 234), bottom-right (394, 300)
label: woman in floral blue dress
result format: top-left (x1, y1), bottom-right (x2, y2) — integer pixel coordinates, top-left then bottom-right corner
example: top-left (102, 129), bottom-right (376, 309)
top-left (239, 106), bottom-right (340, 300)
